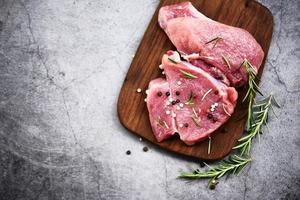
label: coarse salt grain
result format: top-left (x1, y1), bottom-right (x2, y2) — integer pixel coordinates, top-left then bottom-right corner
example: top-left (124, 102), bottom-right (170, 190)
top-left (144, 98), bottom-right (147, 102)
top-left (176, 106), bottom-right (180, 110)
top-left (179, 124), bottom-right (183, 128)
top-left (172, 113), bottom-right (176, 118)
top-left (177, 81), bottom-right (182, 85)
top-left (136, 88), bottom-right (142, 93)
top-left (179, 103), bottom-right (184, 107)
top-left (166, 102), bottom-right (170, 106)
top-left (166, 110), bottom-right (171, 115)
top-left (159, 64), bottom-right (163, 69)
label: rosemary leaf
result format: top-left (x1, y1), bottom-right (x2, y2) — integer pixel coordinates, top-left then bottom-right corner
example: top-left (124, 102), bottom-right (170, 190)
top-left (201, 89), bottom-right (212, 101)
top-left (168, 57), bottom-right (179, 64)
top-left (205, 36), bottom-right (223, 48)
top-left (192, 116), bottom-right (201, 127)
top-left (208, 137), bottom-right (212, 154)
top-left (185, 91), bottom-right (195, 105)
top-left (222, 55), bottom-right (231, 69)
top-left (180, 69), bottom-right (198, 79)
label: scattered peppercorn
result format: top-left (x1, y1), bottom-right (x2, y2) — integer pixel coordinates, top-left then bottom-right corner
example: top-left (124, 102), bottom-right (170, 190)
top-left (176, 99), bottom-right (180, 103)
top-left (143, 146), bottom-right (149, 152)
top-left (166, 92), bottom-right (170, 96)
top-left (209, 183), bottom-right (216, 190)
top-left (176, 91), bottom-right (180, 96)
top-left (184, 123), bottom-right (189, 128)
top-left (221, 127), bottom-right (228, 133)
top-left (171, 100), bottom-right (176, 105)
top-left (126, 150), bottom-right (131, 155)
top-left (207, 113), bottom-right (213, 119)
top-left (157, 91), bottom-right (162, 97)
top-left (214, 90), bottom-right (219, 95)
top-left (208, 179), bottom-right (218, 190)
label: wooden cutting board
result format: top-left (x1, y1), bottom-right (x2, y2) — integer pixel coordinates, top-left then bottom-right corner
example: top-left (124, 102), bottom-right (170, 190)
top-left (117, 0), bottom-right (273, 160)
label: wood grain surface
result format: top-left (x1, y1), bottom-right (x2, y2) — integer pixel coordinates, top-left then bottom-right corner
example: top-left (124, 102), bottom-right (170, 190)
top-left (117, 0), bottom-right (273, 160)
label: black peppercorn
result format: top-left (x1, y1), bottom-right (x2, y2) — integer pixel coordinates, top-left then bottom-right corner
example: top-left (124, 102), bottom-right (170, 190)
top-left (126, 150), bottom-right (131, 155)
top-left (143, 146), bottom-right (149, 152)
top-left (212, 116), bottom-right (218, 123)
top-left (157, 92), bottom-right (162, 97)
top-left (171, 100), bottom-right (176, 105)
top-left (184, 123), bottom-right (189, 127)
top-left (166, 92), bottom-right (170, 96)
top-left (214, 90), bottom-right (219, 95)
top-left (207, 113), bottom-right (213, 119)
top-left (221, 127), bottom-right (228, 133)
top-left (208, 179), bottom-right (218, 190)
top-left (176, 91), bottom-right (180, 96)
top-left (176, 99), bottom-right (180, 103)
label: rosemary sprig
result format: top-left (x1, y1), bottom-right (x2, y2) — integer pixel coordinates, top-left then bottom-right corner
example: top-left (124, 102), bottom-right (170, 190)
top-left (179, 59), bottom-right (279, 188)
top-left (180, 70), bottom-right (198, 79)
top-left (233, 95), bottom-right (280, 155)
top-left (185, 91), bottom-right (195, 105)
top-left (180, 155), bottom-right (251, 180)
top-left (242, 59), bottom-right (263, 130)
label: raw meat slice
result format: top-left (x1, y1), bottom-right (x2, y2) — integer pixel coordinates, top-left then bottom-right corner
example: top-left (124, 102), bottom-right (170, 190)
top-left (159, 2), bottom-right (264, 87)
top-left (146, 78), bottom-right (178, 142)
top-left (161, 51), bottom-right (238, 145)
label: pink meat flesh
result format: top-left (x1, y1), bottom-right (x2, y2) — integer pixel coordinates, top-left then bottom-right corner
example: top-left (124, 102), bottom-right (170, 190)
top-left (158, 1), bottom-right (264, 87)
top-left (146, 78), bottom-right (178, 142)
top-left (146, 51), bottom-right (238, 145)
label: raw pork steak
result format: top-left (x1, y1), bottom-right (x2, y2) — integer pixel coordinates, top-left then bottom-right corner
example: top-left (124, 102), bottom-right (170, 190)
top-left (162, 51), bottom-right (237, 145)
top-left (159, 2), bottom-right (264, 87)
top-left (146, 51), bottom-right (238, 145)
top-left (146, 78), bottom-right (177, 142)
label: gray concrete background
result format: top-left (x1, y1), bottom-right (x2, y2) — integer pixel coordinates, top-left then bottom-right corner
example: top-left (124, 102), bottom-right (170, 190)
top-left (0, 0), bottom-right (299, 199)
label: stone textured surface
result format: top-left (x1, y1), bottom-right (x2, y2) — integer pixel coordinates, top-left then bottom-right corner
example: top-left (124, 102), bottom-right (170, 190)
top-left (0, 0), bottom-right (299, 199)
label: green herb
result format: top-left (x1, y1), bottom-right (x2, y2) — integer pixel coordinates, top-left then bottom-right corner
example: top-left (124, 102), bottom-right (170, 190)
top-left (222, 55), bottom-right (231, 69)
top-left (180, 70), bottom-right (198, 79)
top-left (205, 37), bottom-right (223, 48)
top-left (222, 103), bottom-right (231, 116)
top-left (192, 116), bottom-right (201, 127)
top-left (168, 57), bottom-right (179, 64)
top-left (242, 59), bottom-right (263, 130)
top-left (156, 117), bottom-right (169, 129)
top-left (185, 91), bottom-right (195, 105)
top-left (208, 137), bottom-right (212, 154)
top-left (201, 89), bottom-right (212, 101)
top-left (233, 95), bottom-right (280, 155)
top-left (180, 155), bottom-right (251, 180)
